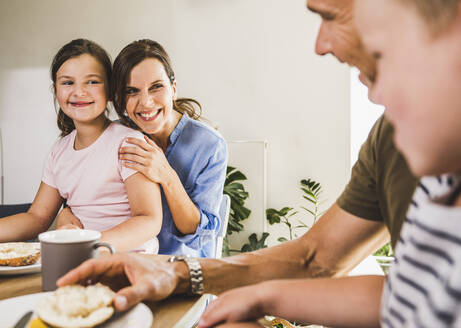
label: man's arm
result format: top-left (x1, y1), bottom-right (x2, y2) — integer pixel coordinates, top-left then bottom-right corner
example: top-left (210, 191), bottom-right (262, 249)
top-left (179, 202), bottom-right (389, 295)
top-left (58, 202), bottom-right (389, 310)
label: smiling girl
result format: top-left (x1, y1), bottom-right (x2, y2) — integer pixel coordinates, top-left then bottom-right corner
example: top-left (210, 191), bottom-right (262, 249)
top-left (0, 39), bottom-right (162, 253)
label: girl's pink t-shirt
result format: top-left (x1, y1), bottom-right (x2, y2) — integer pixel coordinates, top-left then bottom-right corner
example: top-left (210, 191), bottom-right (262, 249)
top-left (42, 122), bottom-right (158, 253)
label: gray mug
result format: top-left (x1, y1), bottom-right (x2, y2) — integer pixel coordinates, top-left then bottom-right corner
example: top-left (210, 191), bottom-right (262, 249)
top-left (38, 229), bottom-right (114, 291)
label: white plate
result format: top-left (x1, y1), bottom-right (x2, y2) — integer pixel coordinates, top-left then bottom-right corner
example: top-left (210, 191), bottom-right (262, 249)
top-left (0, 292), bottom-right (153, 328)
top-left (0, 243), bottom-right (41, 275)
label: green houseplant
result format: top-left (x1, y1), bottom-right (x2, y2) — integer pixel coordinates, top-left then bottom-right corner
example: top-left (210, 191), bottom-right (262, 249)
top-left (223, 166), bottom-right (251, 234)
top-left (223, 166), bottom-right (251, 256)
top-left (222, 171), bottom-right (326, 256)
top-left (223, 169), bottom-right (391, 265)
top-left (266, 178), bottom-right (325, 242)
top-left (223, 166), bottom-right (270, 256)
top-left (266, 178), bottom-right (393, 272)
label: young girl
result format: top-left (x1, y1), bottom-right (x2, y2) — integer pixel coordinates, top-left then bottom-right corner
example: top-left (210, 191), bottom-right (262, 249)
top-left (0, 39), bottom-right (162, 253)
top-left (195, 0), bottom-right (461, 327)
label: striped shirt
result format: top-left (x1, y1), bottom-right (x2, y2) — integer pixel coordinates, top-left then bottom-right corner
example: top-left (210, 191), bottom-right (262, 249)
top-left (381, 175), bottom-right (461, 327)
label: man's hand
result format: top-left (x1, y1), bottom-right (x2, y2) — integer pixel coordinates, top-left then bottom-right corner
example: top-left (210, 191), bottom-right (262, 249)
top-left (56, 207), bottom-right (83, 229)
top-left (57, 253), bottom-right (183, 311)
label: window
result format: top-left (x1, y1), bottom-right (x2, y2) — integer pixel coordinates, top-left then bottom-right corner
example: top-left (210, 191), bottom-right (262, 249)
top-left (350, 68), bottom-right (384, 167)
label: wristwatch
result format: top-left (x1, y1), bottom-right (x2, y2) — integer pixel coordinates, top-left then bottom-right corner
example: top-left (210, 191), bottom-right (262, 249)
top-left (168, 255), bottom-right (204, 295)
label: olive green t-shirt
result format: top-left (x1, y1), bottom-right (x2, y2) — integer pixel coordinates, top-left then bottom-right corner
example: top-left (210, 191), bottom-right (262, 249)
top-left (337, 115), bottom-right (418, 248)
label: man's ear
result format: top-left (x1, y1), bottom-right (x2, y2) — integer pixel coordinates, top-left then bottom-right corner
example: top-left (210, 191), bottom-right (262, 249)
top-left (172, 80), bottom-right (177, 100)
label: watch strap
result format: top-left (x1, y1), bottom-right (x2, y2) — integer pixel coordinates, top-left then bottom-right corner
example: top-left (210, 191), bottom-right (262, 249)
top-left (168, 255), bottom-right (204, 295)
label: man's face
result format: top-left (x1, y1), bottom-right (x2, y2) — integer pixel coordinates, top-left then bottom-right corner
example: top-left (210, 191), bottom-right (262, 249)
top-left (307, 0), bottom-right (376, 87)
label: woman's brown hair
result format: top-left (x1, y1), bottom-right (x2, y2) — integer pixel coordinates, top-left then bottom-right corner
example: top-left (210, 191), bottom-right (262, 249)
top-left (51, 39), bottom-right (112, 137)
top-left (112, 39), bottom-right (202, 129)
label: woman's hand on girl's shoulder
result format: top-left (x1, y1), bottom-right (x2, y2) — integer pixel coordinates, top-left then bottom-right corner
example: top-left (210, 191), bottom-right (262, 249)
top-left (119, 136), bottom-right (173, 185)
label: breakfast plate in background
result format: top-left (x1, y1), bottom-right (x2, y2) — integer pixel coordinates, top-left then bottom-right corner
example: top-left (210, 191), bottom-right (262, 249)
top-left (0, 242), bottom-right (41, 275)
top-left (0, 292), bottom-right (153, 328)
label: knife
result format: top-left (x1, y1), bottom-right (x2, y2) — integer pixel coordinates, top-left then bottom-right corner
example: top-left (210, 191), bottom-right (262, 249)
top-left (13, 311), bottom-right (33, 328)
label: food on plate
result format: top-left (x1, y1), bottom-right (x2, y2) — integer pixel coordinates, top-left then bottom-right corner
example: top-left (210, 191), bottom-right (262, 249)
top-left (0, 242), bottom-right (41, 267)
top-left (35, 283), bottom-right (115, 328)
top-left (29, 317), bottom-right (49, 328)
top-left (271, 317), bottom-right (295, 328)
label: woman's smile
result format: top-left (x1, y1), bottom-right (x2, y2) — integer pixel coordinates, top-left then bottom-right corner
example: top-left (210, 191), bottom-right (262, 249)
top-left (137, 108), bottom-right (162, 121)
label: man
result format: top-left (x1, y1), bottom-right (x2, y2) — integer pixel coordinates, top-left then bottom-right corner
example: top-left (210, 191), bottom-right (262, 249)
top-left (58, 0), bottom-right (418, 312)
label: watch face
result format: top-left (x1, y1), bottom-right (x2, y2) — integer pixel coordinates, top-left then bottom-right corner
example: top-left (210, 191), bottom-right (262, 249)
top-left (167, 256), bottom-right (178, 262)
top-left (168, 255), bottom-right (188, 262)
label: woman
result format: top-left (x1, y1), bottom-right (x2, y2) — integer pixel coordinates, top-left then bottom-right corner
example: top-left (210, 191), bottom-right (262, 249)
top-left (116, 39), bottom-right (228, 258)
top-left (58, 39), bottom-right (227, 258)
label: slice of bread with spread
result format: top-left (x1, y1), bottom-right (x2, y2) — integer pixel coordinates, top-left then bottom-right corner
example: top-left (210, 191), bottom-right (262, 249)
top-left (0, 242), bottom-right (41, 267)
top-left (36, 283), bottom-right (115, 328)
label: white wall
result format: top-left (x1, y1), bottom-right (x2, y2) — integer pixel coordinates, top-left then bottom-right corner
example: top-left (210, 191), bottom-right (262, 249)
top-left (0, 0), bottom-right (350, 245)
top-left (227, 141), bottom-right (267, 250)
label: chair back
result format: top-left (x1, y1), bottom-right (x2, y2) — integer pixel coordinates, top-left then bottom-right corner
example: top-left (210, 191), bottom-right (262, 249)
top-left (0, 203), bottom-right (32, 218)
top-left (0, 127), bottom-right (3, 204)
top-left (215, 194), bottom-right (231, 258)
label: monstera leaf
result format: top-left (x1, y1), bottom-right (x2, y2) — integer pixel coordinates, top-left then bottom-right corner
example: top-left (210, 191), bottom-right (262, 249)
top-left (241, 232), bottom-right (269, 252)
top-left (223, 166), bottom-right (251, 234)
